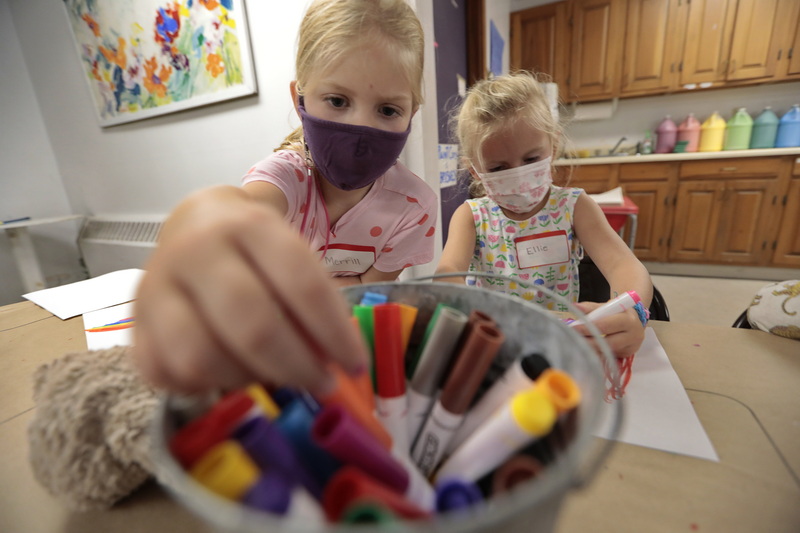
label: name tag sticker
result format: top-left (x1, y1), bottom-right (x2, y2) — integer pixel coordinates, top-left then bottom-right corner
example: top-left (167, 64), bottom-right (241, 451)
top-left (318, 244), bottom-right (376, 274)
top-left (515, 230), bottom-right (570, 269)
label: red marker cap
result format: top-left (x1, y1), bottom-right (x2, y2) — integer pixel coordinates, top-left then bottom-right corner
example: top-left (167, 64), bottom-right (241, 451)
top-left (169, 390), bottom-right (254, 468)
top-left (322, 466), bottom-right (430, 522)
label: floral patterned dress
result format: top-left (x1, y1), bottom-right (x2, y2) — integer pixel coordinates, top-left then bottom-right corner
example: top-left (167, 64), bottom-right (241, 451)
top-left (466, 186), bottom-right (584, 311)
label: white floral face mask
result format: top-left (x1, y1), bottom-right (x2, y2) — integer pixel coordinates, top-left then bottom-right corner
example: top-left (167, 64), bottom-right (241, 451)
top-left (477, 157), bottom-right (553, 213)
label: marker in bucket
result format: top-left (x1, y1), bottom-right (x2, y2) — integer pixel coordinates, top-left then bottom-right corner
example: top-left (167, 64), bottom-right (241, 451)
top-left (311, 404), bottom-right (435, 511)
top-left (434, 387), bottom-right (557, 483)
top-left (412, 322), bottom-right (504, 476)
top-left (435, 478), bottom-right (483, 512)
top-left (447, 353), bottom-right (551, 454)
top-left (373, 303), bottom-right (410, 452)
top-left (489, 454), bottom-right (544, 495)
top-left (322, 466), bottom-right (431, 522)
top-left (407, 305), bottom-right (469, 445)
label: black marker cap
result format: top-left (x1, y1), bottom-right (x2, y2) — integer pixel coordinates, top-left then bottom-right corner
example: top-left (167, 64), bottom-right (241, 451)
top-left (519, 353), bottom-right (551, 380)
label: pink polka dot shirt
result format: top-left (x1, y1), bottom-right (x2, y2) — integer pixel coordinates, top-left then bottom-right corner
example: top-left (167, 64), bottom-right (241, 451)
top-left (242, 150), bottom-right (438, 276)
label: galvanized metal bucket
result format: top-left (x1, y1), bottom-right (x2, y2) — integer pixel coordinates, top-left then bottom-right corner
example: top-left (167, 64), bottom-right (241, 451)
top-left (152, 279), bottom-right (623, 533)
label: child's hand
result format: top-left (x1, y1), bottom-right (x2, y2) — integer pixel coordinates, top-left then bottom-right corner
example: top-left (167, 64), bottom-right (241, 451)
top-left (132, 186), bottom-right (368, 395)
top-left (570, 301), bottom-right (646, 358)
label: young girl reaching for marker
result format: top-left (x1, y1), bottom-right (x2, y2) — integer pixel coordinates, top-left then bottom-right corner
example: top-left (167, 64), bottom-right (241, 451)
top-left (133, 0), bottom-right (437, 395)
top-left (436, 72), bottom-right (653, 359)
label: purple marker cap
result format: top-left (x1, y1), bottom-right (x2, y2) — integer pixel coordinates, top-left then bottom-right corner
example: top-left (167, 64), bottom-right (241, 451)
top-left (311, 405), bottom-right (409, 493)
top-left (233, 415), bottom-right (322, 499)
top-left (242, 471), bottom-right (293, 515)
top-left (435, 478), bottom-right (484, 512)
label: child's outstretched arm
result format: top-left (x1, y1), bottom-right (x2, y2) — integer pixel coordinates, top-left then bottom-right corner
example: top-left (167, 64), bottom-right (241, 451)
top-left (572, 194), bottom-right (654, 358)
top-left (133, 185), bottom-right (369, 394)
top-left (435, 203), bottom-right (477, 283)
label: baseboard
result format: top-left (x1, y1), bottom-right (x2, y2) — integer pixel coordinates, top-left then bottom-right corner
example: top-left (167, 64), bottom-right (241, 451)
top-left (643, 262), bottom-right (798, 281)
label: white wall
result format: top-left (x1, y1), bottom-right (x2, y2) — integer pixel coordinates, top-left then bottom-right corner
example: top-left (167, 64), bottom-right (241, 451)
top-left (0, 0), bottom-right (84, 304)
top-left (2, 0), bottom-right (443, 305)
top-left (8, 0), bottom-right (306, 217)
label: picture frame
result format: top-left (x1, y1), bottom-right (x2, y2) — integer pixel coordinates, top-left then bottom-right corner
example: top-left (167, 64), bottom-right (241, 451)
top-left (62, 0), bottom-right (257, 127)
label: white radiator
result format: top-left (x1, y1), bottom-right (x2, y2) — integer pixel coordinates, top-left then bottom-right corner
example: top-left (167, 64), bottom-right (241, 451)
top-left (78, 216), bottom-right (164, 277)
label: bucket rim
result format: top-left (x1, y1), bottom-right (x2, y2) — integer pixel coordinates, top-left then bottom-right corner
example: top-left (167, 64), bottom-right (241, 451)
top-left (151, 280), bottom-right (625, 533)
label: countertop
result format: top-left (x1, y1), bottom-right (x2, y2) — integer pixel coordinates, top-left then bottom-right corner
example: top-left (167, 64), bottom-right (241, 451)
top-left (556, 146), bottom-right (800, 166)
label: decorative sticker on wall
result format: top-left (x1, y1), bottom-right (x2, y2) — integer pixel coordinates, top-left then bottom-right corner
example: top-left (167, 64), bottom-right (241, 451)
top-left (62, 0), bottom-right (257, 127)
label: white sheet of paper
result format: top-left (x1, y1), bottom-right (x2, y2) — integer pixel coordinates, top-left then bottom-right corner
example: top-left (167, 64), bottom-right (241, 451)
top-left (83, 302), bottom-right (136, 350)
top-left (24, 268), bottom-right (144, 320)
top-left (588, 186), bottom-right (624, 205)
top-left (595, 327), bottom-right (720, 462)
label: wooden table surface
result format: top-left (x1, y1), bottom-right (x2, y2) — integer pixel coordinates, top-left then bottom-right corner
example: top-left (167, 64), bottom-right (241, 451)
top-left (1, 301), bottom-right (798, 533)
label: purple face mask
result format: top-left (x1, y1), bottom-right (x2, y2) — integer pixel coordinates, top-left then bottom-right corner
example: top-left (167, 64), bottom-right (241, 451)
top-left (298, 102), bottom-right (411, 191)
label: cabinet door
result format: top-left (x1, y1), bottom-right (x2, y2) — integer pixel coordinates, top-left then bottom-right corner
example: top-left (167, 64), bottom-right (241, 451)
top-left (621, 0), bottom-right (686, 95)
top-left (679, 0), bottom-right (737, 86)
top-left (726, 0), bottom-right (784, 81)
top-left (568, 163), bottom-right (618, 194)
top-left (618, 162), bottom-right (677, 262)
top-left (569, 0), bottom-right (626, 101)
top-left (772, 178), bottom-right (800, 267)
top-left (510, 2), bottom-right (570, 102)
top-left (622, 181), bottom-right (673, 261)
top-left (669, 180), bottom-right (723, 262)
top-left (777, 0), bottom-right (800, 79)
top-left (713, 179), bottom-right (781, 264)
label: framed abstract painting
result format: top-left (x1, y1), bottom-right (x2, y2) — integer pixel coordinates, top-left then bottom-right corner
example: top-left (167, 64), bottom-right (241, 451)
top-left (62, 0), bottom-right (257, 127)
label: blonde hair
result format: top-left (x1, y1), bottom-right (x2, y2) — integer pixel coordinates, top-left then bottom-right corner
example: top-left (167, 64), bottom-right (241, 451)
top-left (277, 0), bottom-right (425, 151)
top-left (453, 71), bottom-right (567, 196)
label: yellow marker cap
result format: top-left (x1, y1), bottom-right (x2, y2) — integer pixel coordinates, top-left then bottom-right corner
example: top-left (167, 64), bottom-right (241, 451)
top-left (536, 369), bottom-right (581, 413)
top-left (510, 387), bottom-right (557, 437)
top-left (245, 383), bottom-right (280, 419)
top-left (189, 440), bottom-right (260, 500)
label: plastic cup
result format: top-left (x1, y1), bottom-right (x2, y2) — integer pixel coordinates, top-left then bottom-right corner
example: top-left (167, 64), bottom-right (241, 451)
top-left (151, 279), bottom-right (623, 533)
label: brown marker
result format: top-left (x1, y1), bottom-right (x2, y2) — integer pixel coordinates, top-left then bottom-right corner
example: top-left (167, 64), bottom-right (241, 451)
top-left (411, 322), bottom-right (505, 476)
top-left (491, 454), bottom-right (543, 494)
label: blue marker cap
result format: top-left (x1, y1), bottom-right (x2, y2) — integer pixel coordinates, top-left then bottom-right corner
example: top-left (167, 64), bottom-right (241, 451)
top-left (274, 399), bottom-right (342, 489)
top-left (360, 291), bottom-right (388, 306)
top-left (435, 478), bottom-right (484, 512)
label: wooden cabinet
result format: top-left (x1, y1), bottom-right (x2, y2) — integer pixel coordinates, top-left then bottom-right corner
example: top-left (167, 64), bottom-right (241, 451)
top-left (621, 0), bottom-right (686, 95)
top-left (568, 163), bottom-right (617, 193)
top-left (512, 0), bottom-right (799, 101)
top-left (564, 154), bottom-right (796, 269)
top-left (510, 2), bottom-right (570, 102)
top-left (725, 0), bottom-right (785, 82)
top-left (776, 0), bottom-right (800, 80)
top-left (772, 159), bottom-right (800, 266)
top-left (678, 0), bottom-right (737, 86)
top-left (568, 0), bottom-right (627, 101)
top-left (669, 159), bottom-right (784, 265)
top-left (618, 162), bottom-right (677, 261)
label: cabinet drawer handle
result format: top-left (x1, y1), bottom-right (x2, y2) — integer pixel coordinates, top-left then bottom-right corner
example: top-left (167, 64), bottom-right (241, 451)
top-left (720, 167), bottom-right (738, 171)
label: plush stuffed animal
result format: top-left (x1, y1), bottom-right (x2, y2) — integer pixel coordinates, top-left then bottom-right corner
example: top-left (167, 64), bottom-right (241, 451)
top-left (28, 346), bottom-right (158, 511)
top-left (746, 280), bottom-right (800, 340)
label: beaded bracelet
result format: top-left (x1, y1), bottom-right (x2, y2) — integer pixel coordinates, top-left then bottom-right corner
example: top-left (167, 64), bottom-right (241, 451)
top-left (633, 301), bottom-right (650, 327)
